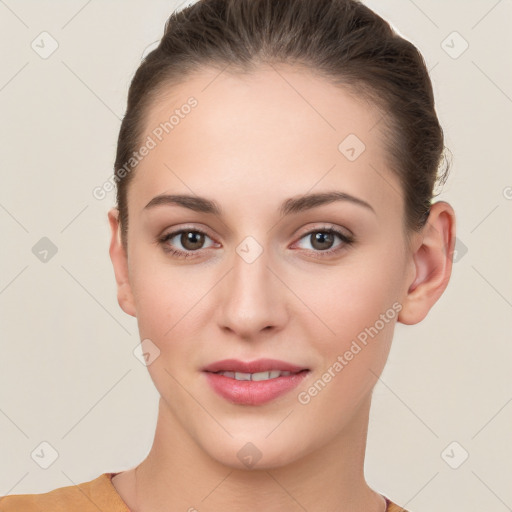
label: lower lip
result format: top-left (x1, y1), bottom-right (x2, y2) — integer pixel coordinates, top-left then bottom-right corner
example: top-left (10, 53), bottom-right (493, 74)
top-left (203, 371), bottom-right (309, 405)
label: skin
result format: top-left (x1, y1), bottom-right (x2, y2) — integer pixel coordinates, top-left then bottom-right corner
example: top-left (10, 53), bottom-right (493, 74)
top-left (107, 64), bottom-right (456, 512)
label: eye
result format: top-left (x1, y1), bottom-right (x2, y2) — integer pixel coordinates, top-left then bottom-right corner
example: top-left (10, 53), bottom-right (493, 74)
top-left (294, 226), bottom-right (354, 257)
top-left (158, 228), bottom-right (217, 258)
top-left (158, 225), bottom-right (354, 260)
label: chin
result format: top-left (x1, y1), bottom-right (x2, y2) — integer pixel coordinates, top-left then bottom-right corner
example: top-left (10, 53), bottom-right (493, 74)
top-left (201, 434), bottom-right (310, 471)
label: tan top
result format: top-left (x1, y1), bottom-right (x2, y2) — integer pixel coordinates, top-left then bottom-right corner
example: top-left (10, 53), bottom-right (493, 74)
top-left (0, 472), bottom-right (409, 511)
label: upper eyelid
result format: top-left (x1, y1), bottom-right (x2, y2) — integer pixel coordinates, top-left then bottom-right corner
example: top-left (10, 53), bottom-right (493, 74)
top-left (162, 225), bottom-right (217, 242)
top-left (298, 223), bottom-right (352, 238)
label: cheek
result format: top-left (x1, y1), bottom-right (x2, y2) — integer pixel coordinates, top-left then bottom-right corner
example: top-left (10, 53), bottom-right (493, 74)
top-left (131, 274), bottom-right (173, 340)
top-left (128, 260), bottom-right (203, 398)
top-left (296, 254), bottom-right (404, 342)
top-left (128, 252), bottom-right (214, 361)
top-left (291, 242), bottom-right (405, 400)
top-left (293, 264), bottom-right (400, 425)
top-left (128, 249), bottom-right (184, 340)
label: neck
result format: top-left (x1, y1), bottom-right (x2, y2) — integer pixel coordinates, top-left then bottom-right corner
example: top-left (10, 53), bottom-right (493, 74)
top-left (131, 395), bottom-right (385, 512)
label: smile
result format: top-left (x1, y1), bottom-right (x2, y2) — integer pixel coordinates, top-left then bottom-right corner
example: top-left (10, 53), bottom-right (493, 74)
top-left (214, 370), bottom-right (293, 381)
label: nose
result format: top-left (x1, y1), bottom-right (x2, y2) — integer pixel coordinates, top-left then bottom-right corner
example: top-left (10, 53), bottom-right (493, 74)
top-left (216, 242), bottom-right (289, 340)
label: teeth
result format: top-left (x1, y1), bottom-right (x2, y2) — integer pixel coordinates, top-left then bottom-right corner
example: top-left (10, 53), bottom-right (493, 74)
top-left (251, 370), bottom-right (281, 381)
top-left (217, 370), bottom-right (293, 381)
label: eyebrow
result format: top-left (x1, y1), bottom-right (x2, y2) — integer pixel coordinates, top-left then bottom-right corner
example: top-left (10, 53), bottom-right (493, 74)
top-left (143, 191), bottom-right (376, 216)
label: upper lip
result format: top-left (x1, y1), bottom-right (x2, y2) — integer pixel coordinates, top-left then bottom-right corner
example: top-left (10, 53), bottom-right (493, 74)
top-left (202, 358), bottom-right (308, 374)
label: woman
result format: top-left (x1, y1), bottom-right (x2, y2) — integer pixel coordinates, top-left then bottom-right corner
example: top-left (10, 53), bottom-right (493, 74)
top-left (0, 0), bottom-right (455, 510)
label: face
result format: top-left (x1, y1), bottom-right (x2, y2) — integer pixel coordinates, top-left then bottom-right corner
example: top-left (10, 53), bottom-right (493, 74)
top-left (111, 65), bottom-right (419, 469)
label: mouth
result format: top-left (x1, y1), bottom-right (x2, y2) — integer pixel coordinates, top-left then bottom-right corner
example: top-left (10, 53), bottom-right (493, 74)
top-left (208, 369), bottom-right (308, 381)
top-left (202, 358), bottom-right (308, 374)
top-left (202, 359), bottom-right (310, 405)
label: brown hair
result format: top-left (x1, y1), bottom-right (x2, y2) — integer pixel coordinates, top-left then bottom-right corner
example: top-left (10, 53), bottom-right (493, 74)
top-left (114, 0), bottom-right (449, 250)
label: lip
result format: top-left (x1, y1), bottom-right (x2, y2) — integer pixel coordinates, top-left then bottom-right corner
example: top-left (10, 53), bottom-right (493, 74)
top-left (202, 358), bottom-right (308, 373)
top-left (202, 359), bottom-right (310, 406)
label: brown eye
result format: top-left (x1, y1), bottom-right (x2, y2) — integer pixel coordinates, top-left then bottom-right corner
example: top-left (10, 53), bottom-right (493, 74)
top-left (294, 227), bottom-right (354, 258)
top-left (309, 231), bottom-right (335, 251)
top-left (159, 229), bottom-right (216, 257)
top-left (180, 231), bottom-right (205, 251)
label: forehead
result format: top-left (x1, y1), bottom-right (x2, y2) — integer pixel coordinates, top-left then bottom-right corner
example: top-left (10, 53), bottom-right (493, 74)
top-left (127, 65), bottom-right (402, 221)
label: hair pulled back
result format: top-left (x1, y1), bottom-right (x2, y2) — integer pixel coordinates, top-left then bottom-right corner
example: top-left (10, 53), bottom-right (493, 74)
top-left (114, 0), bottom-right (449, 249)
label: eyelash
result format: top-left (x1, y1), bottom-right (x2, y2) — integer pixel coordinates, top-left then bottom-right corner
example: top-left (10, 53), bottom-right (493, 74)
top-left (158, 225), bottom-right (355, 260)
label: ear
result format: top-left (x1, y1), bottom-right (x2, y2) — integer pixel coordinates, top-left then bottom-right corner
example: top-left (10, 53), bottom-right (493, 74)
top-left (108, 207), bottom-right (137, 317)
top-left (398, 201), bottom-right (456, 325)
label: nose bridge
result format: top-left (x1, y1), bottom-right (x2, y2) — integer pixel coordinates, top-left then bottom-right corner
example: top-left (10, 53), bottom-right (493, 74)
top-left (218, 236), bottom-right (287, 337)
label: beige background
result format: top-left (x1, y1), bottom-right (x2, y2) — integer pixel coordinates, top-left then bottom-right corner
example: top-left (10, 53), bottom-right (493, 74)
top-left (1, 0), bottom-right (511, 510)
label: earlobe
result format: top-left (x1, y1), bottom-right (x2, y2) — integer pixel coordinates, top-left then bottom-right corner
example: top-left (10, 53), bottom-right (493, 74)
top-left (398, 201), bottom-right (456, 325)
top-left (108, 208), bottom-right (137, 318)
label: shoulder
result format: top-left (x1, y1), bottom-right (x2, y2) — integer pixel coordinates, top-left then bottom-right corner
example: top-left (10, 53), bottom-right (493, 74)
top-left (386, 497), bottom-right (411, 512)
top-left (0, 473), bottom-right (130, 512)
